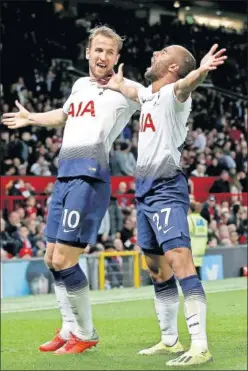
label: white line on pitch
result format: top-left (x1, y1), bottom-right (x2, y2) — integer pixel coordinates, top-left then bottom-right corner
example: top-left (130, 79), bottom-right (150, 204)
top-left (1, 286), bottom-right (246, 314)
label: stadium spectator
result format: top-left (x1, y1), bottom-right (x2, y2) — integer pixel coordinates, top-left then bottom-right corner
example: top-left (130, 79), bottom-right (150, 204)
top-left (30, 156), bottom-right (51, 176)
top-left (111, 141), bottom-right (136, 176)
top-left (120, 217), bottom-right (136, 250)
top-left (0, 217), bottom-right (22, 257)
top-left (192, 128), bottom-right (207, 153)
top-left (97, 210), bottom-right (111, 246)
top-left (191, 163), bottom-right (207, 177)
top-left (24, 196), bottom-right (37, 215)
top-left (5, 211), bottom-right (22, 235)
top-left (108, 195), bottom-right (123, 238)
top-left (206, 158), bottom-right (223, 176)
top-left (208, 237), bottom-right (218, 248)
top-left (16, 226), bottom-right (34, 258)
top-left (209, 170), bottom-right (231, 193)
top-left (230, 230), bottom-right (240, 247)
top-left (115, 181), bottom-right (129, 209)
top-left (126, 181), bottom-right (136, 194)
top-left (200, 195), bottom-right (219, 223)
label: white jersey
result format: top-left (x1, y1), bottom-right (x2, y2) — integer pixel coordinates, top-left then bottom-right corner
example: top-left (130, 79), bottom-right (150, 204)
top-left (59, 77), bottom-right (140, 181)
top-left (135, 82), bottom-right (192, 197)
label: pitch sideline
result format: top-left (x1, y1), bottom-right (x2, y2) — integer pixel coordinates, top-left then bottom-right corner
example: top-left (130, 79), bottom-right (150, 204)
top-left (2, 277), bottom-right (247, 314)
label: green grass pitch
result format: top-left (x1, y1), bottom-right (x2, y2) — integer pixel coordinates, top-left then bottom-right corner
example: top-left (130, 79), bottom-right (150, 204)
top-left (1, 278), bottom-right (247, 370)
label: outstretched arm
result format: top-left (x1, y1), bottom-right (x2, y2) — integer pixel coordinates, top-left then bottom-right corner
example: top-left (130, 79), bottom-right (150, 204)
top-left (174, 44), bottom-right (227, 102)
top-left (2, 101), bottom-right (67, 129)
top-left (101, 64), bottom-right (139, 102)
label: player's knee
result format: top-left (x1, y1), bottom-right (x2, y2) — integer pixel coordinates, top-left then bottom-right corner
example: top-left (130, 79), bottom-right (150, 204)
top-left (52, 253), bottom-right (67, 271)
top-left (165, 247), bottom-right (196, 278)
top-left (150, 273), bottom-right (164, 283)
top-left (52, 242), bottom-right (81, 271)
top-left (146, 265), bottom-right (164, 283)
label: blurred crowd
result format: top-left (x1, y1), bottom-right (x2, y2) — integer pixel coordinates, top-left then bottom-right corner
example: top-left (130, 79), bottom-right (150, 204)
top-left (1, 1), bottom-right (247, 181)
top-left (1, 2), bottom-right (247, 273)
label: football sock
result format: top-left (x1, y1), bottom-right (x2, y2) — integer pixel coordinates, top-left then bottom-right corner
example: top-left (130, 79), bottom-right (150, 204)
top-left (60, 264), bottom-right (94, 340)
top-left (50, 268), bottom-right (76, 340)
top-left (153, 276), bottom-right (179, 346)
top-left (180, 274), bottom-right (208, 351)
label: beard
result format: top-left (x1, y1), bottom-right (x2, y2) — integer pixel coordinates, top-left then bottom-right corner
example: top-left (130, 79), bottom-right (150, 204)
top-left (144, 68), bottom-right (157, 82)
top-left (144, 60), bottom-right (168, 82)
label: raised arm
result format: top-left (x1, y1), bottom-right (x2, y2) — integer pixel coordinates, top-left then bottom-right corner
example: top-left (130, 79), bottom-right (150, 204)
top-left (174, 44), bottom-right (227, 102)
top-left (2, 101), bottom-right (67, 129)
top-left (102, 64), bottom-right (139, 102)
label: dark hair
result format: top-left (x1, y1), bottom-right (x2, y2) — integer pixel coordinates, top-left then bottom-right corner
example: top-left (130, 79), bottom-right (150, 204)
top-left (190, 201), bottom-right (196, 212)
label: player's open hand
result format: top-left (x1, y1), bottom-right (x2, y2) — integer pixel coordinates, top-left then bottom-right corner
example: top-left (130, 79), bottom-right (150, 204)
top-left (100, 63), bottom-right (124, 91)
top-left (2, 100), bottom-right (30, 129)
top-left (200, 44), bottom-right (227, 72)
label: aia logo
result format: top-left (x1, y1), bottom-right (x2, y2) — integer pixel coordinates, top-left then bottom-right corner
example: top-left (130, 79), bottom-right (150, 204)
top-left (139, 113), bottom-right (155, 132)
top-left (68, 101), bottom-right (95, 117)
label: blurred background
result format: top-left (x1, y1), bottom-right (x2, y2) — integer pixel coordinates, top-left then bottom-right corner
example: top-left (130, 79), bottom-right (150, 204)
top-left (1, 0), bottom-right (247, 296)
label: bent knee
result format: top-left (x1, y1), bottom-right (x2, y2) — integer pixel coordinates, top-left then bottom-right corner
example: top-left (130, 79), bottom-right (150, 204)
top-left (52, 253), bottom-right (67, 271)
top-left (147, 267), bottom-right (164, 283)
top-left (52, 243), bottom-right (82, 271)
top-left (165, 247), bottom-right (196, 278)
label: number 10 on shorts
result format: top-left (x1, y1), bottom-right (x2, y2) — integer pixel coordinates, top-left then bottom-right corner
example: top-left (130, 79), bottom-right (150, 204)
top-left (62, 209), bottom-right (80, 229)
top-left (153, 208), bottom-right (171, 233)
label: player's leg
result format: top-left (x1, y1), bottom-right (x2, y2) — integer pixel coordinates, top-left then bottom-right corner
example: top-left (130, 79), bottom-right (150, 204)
top-left (143, 175), bottom-right (212, 365)
top-left (151, 200), bottom-right (211, 366)
top-left (40, 181), bottom-right (76, 352)
top-left (164, 245), bottom-right (212, 366)
top-left (52, 177), bottom-right (110, 354)
top-left (136, 205), bottom-right (183, 355)
top-left (52, 242), bottom-right (95, 339)
top-left (139, 254), bottom-right (184, 355)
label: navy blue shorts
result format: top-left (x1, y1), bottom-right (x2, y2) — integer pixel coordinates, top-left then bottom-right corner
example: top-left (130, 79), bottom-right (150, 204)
top-left (44, 177), bottom-right (111, 247)
top-left (137, 173), bottom-right (191, 255)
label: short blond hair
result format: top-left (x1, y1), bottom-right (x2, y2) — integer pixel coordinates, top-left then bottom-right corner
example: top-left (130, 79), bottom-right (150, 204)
top-left (88, 25), bottom-right (125, 52)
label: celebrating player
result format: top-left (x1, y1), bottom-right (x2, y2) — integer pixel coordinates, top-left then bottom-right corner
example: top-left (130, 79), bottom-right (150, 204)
top-left (103, 44), bottom-right (227, 366)
top-left (2, 26), bottom-right (140, 355)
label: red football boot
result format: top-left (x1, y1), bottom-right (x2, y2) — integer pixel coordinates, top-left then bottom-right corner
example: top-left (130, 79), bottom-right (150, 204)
top-left (39, 329), bottom-right (67, 352)
top-left (54, 332), bottom-right (99, 355)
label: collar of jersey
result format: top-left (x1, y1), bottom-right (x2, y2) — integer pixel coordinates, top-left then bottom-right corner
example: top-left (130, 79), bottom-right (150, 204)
top-left (144, 85), bottom-right (160, 101)
top-left (90, 70), bottom-right (114, 86)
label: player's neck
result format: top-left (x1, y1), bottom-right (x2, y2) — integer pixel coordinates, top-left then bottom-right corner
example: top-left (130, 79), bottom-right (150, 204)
top-left (90, 70), bottom-right (114, 85)
top-left (151, 77), bottom-right (176, 93)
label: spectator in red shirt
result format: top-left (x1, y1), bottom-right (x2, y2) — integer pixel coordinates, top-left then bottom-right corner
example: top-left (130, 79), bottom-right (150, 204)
top-left (16, 225), bottom-right (33, 258)
top-left (25, 196), bottom-right (37, 217)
